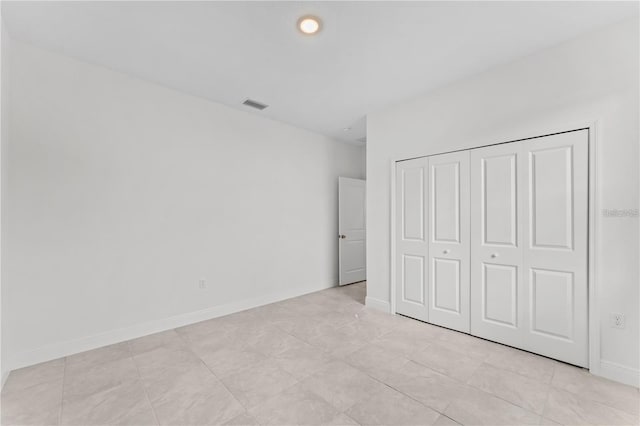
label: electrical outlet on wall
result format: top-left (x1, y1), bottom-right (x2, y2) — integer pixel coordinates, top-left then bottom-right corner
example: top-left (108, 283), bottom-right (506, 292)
top-left (198, 279), bottom-right (207, 290)
top-left (611, 313), bottom-right (625, 329)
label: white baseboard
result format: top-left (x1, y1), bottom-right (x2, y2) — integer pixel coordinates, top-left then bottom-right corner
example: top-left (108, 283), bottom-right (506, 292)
top-left (5, 282), bottom-right (337, 378)
top-left (596, 360), bottom-right (640, 388)
top-left (365, 296), bottom-right (391, 313)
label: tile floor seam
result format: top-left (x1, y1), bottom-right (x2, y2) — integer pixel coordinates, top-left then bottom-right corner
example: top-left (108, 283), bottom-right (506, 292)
top-left (57, 358), bottom-right (67, 426)
top-left (464, 369), bottom-right (549, 417)
top-left (381, 353), bottom-right (543, 422)
top-left (128, 345), bottom-right (161, 426)
top-left (350, 357), bottom-right (450, 420)
top-left (460, 366), bottom-right (547, 420)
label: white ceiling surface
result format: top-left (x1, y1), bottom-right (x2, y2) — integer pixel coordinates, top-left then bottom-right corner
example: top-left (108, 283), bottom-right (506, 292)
top-left (2, 2), bottom-right (637, 143)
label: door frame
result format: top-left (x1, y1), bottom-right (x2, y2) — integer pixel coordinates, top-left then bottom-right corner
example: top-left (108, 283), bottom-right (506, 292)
top-left (389, 120), bottom-right (600, 375)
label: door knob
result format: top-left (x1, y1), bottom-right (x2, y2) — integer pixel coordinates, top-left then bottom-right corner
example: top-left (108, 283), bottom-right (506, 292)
top-left (339, 235), bottom-right (346, 239)
top-left (443, 249), bottom-right (450, 254)
top-left (491, 253), bottom-right (499, 258)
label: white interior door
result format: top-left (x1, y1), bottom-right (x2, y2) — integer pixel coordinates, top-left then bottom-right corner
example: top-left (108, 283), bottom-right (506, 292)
top-left (427, 151), bottom-right (470, 332)
top-left (470, 130), bottom-right (588, 367)
top-left (521, 130), bottom-right (588, 366)
top-left (471, 142), bottom-right (525, 346)
top-left (339, 177), bottom-right (366, 285)
top-left (395, 158), bottom-right (429, 321)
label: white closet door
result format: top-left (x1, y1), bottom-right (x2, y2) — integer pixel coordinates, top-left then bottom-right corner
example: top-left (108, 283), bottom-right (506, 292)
top-left (428, 151), bottom-right (470, 332)
top-left (470, 129), bottom-right (588, 367)
top-left (395, 157), bottom-right (429, 322)
top-left (470, 143), bottom-right (525, 345)
top-left (522, 130), bottom-right (588, 367)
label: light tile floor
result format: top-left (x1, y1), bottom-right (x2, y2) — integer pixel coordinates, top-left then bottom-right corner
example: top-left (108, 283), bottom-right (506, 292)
top-left (2, 282), bottom-right (639, 426)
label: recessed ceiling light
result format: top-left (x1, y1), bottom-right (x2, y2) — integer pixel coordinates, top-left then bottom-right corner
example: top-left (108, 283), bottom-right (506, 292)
top-left (343, 127), bottom-right (351, 131)
top-left (297, 15), bottom-right (322, 35)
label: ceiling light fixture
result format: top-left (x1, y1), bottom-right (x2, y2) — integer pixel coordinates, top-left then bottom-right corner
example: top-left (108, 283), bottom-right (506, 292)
top-left (343, 127), bottom-right (351, 131)
top-left (297, 15), bottom-right (322, 35)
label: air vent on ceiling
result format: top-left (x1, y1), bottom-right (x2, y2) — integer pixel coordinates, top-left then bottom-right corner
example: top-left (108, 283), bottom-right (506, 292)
top-left (242, 98), bottom-right (269, 110)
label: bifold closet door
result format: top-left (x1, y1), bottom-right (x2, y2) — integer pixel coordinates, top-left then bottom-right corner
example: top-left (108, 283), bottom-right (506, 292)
top-left (470, 142), bottom-right (525, 346)
top-left (427, 151), bottom-right (470, 333)
top-left (522, 130), bottom-right (588, 367)
top-left (471, 130), bottom-right (588, 367)
top-left (395, 157), bottom-right (429, 322)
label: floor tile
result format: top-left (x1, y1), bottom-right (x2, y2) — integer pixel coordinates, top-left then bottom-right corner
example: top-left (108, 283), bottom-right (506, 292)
top-left (485, 346), bottom-right (557, 383)
top-left (344, 343), bottom-right (410, 382)
top-left (116, 408), bottom-right (158, 426)
top-left (151, 377), bottom-right (244, 425)
top-left (140, 362), bottom-right (219, 405)
top-left (245, 326), bottom-right (310, 357)
top-left (337, 317), bottom-right (394, 341)
top-left (543, 387), bottom-right (639, 426)
top-left (552, 362), bottom-right (640, 416)
top-left (249, 384), bottom-right (345, 425)
top-left (274, 315), bottom-right (340, 342)
top-left (2, 358), bottom-right (65, 394)
top-left (345, 384), bottom-right (440, 426)
top-left (444, 385), bottom-right (540, 425)
top-left (223, 412), bottom-right (260, 425)
top-left (383, 360), bottom-right (468, 412)
top-left (467, 362), bottom-right (550, 414)
top-left (132, 345), bottom-right (204, 381)
top-left (370, 327), bottom-right (433, 359)
top-left (64, 356), bottom-right (139, 400)
top-left (221, 359), bottom-right (298, 409)
top-left (200, 347), bottom-right (267, 378)
top-left (271, 343), bottom-right (334, 379)
top-left (1, 379), bottom-right (63, 426)
top-left (410, 342), bottom-right (483, 381)
top-left (307, 327), bottom-right (369, 358)
top-left (60, 379), bottom-right (152, 425)
top-left (435, 329), bottom-right (505, 361)
top-left (434, 414), bottom-right (461, 426)
top-left (300, 360), bottom-right (388, 412)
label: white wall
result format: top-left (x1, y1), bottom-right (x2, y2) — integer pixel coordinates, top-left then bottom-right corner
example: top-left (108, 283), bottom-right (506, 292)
top-left (366, 18), bottom-right (639, 386)
top-left (2, 38), bottom-right (365, 374)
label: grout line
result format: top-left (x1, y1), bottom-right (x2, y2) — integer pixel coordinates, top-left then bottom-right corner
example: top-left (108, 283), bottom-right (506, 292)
top-left (57, 358), bottom-right (67, 426)
top-left (129, 341), bottom-right (161, 426)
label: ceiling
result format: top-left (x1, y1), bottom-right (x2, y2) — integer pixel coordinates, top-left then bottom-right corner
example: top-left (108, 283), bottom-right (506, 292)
top-left (2, 1), bottom-right (637, 143)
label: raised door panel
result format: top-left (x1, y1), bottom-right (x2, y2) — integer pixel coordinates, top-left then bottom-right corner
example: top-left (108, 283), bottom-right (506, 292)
top-left (482, 264), bottom-right (518, 327)
top-left (395, 158), bottom-right (430, 322)
top-left (530, 268), bottom-right (574, 340)
top-left (428, 151), bottom-right (470, 332)
top-left (432, 162), bottom-right (460, 243)
top-left (483, 154), bottom-right (518, 246)
top-left (402, 168), bottom-right (425, 241)
top-left (403, 255), bottom-right (426, 305)
top-left (529, 146), bottom-right (574, 250)
top-left (432, 258), bottom-right (461, 313)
